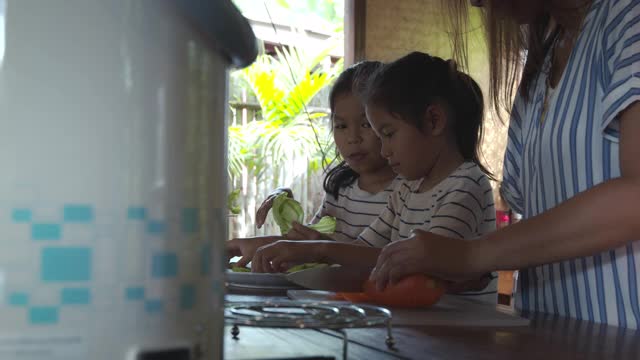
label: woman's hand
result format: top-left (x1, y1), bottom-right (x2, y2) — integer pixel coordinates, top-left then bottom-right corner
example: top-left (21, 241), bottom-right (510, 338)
top-left (370, 229), bottom-right (487, 291)
top-left (255, 188), bottom-right (293, 229)
top-left (226, 236), bottom-right (279, 267)
top-left (446, 274), bottom-right (493, 294)
top-left (285, 222), bottom-right (332, 240)
top-left (251, 240), bottom-right (325, 273)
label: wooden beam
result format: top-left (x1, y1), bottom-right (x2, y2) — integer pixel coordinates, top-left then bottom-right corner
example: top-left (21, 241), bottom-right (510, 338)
top-left (344, 0), bottom-right (366, 66)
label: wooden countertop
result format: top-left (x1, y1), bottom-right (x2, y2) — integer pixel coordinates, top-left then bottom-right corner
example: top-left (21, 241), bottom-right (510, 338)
top-left (224, 294), bottom-right (640, 360)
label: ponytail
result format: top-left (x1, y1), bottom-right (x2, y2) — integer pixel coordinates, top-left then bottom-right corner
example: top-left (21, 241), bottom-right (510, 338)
top-left (364, 51), bottom-right (493, 177)
top-left (448, 63), bottom-right (493, 177)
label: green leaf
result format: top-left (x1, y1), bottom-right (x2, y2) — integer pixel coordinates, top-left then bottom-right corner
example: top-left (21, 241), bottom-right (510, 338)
top-left (227, 189), bottom-right (242, 215)
top-left (271, 193), bottom-right (304, 235)
top-left (308, 216), bottom-right (336, 234)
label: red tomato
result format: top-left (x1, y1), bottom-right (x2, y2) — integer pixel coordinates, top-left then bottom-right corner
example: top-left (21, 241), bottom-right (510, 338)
top-left (363, 274), bottom-right (445, 308)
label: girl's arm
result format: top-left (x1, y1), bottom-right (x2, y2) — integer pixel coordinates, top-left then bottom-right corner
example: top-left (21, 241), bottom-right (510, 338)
top-left (250, 240), bottom-right (382, 273)
top-left (316, 241), bottom-right (382, 267)
top-left (226, 235), bottom-right (284, 267)
top-left (252, 190), bottom-right (403, 272)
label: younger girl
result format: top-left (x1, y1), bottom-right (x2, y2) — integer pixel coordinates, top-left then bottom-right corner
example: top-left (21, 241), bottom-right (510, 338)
top-left (252, 52), bottom-right (497, 303)
top-left (226, 61), bottom-right (400, 266)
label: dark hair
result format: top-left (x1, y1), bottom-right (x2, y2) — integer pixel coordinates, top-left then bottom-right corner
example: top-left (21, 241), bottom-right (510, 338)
top-left (323, 61), bottom-right (384, 199)
top-left (364, 51), bottom-right (492, 177)
top-left (443, 0), bottom-right (591, 118)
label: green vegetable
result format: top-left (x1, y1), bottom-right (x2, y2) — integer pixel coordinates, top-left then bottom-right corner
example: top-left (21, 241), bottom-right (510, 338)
top-left (271, 193), bottom-right (336, 235)
top-left (228, 262), bottom-right (250, 272)
top-left (308, 216), bottom-right (336, 234)
top-left (271, 192), bottom-right (304, 234)
top-left (231, 266), bottom-right (250, 273)
top-left (228, 189), bottom-right (242, 215)
top-left (285, 262), bottom-right (329, 273)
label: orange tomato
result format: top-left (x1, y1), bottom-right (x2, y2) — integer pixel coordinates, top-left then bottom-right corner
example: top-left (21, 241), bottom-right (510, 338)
top-left (363, 274), bottom-right (444, 308)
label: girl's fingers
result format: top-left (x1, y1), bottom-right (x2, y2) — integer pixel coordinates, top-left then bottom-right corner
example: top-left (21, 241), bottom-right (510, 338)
top-left (253, 243), bottom-right (274, 273)
top-left (284, 229), bottom-right (301, 240)
top-left (290, 222), bottom-right (308, 237)
top-left (255, 197), bottom-right (275, 228)
top-left (256, 209), bottom-right (265, 228)
top-left (251, 250), bottom-right (264, 273)
top-left (236, 255), bottom-right (251, 268)
top-left (269, 256), bottom-right (287, 273)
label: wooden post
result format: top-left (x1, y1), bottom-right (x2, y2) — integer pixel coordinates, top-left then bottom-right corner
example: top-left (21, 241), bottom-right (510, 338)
top-left (344, 0), bottom-right (366, 66)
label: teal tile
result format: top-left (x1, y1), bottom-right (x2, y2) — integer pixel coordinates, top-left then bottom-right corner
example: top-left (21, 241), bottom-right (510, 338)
top-left (200, 244), bottom-right (211, 276)
top-left (8, 292), bottom-right (29, 306)
top-left (41, 247), bottom-right (92, 282)
top-left (151, 253), bottom-right (178, 278)
top-left (63, 205), bottom-right (94, 223)
top-left (32, 224), bottom-right (61, 241)
top-left (61, 287), bottom-right (91, 305)
top-left (144, 300), bottom-right (163, 314)
top-left (181, 208), bottom-right (199, 233)
top-left (180, 284), bottom-right (196, 310)
top-left (29, 307), bottom-right (58, 325)
top-left (147, 220), bottom-right (165, 235)
top-left (12, 209), bottom-right (32, 223)
top-left (125, 286), bottom-right (145, 300)
top-left (127, 207), bottom-right (147, 220)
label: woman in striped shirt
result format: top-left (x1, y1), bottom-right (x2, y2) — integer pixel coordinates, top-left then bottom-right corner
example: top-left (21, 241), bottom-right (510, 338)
top-left (253, 52), bottom-right (498, 301)
top-left (227, 61), bottom-right (399, 267)
top-left (372, 0), bottom-right (640, 327)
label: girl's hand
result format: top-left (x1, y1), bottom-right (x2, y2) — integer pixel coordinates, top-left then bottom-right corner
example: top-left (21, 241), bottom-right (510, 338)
top-left (226, 236), bottom-right (277, 267)
top-left (370, 229), bottom-right (487, 291)
top-left (255, 188), bottom-right (293, 229)
top-left (285, 222), bottom-right (330, 240)
top-left (252, 240), bottom-right (324, 273)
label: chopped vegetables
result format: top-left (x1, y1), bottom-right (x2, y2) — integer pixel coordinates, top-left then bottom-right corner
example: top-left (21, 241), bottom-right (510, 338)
top-left (227, 262), bottom-right (328, 274)
top-left (285, 262), bottom-right (329, 273)
top-left (228, 262), bottom-right (250, 272)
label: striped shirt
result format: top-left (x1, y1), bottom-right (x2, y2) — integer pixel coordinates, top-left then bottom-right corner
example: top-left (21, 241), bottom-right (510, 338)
top-left (311, 177), bottom-right (403, 243)
top-left (501, 0), bottom-right (640, 327)
top-left (357, 162), bottom-right (498, 303)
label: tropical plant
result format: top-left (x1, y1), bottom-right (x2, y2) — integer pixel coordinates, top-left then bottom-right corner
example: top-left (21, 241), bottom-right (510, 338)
top-left (228, 41), bottom-right (343, 184)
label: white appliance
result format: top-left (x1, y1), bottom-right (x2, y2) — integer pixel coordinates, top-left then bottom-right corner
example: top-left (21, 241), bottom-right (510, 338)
top-left (0, 0), bottom-right (256, 359)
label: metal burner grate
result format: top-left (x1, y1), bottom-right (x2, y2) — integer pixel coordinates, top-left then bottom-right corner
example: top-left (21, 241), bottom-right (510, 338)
top-left (225, 301), bottom-right (396, 359)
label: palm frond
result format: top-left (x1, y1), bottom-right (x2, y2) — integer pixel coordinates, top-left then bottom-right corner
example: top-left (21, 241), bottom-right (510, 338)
top-left (228, 39), bottom-right (343, 183)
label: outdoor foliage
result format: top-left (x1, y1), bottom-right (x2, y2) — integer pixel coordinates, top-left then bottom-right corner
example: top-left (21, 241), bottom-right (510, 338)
top-left (228, 43), bottom-right (343, 183)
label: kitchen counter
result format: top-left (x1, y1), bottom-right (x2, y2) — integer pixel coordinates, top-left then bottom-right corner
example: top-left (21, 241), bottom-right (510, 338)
top-left (224, 293), bottom-right (640, 359)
